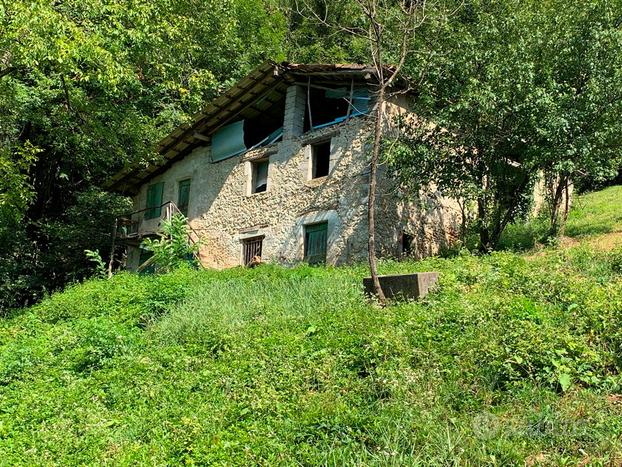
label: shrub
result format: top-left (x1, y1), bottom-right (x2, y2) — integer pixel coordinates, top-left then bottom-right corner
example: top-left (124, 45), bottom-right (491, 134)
top-left (140, 214), bottom-right (199, 273)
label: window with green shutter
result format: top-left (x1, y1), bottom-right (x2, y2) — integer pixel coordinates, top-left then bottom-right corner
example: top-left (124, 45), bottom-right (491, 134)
top-left (304, 222), bottom-right (328, 265)
top-left (145, 182), bottom-right (164, 220)
top-left (177, 179), bottom-right (191, 216)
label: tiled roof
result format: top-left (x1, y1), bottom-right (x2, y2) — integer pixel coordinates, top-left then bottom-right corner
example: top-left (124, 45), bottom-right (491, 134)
top-left (105, 62), bottom-right (395, 193)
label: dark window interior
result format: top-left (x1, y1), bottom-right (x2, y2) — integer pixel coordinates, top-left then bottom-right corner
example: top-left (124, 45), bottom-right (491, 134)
top-left (402, 232), bottom-right (414, 255)
top-left (252, 159), bottom-right (269, 193)
top-left (138, 248), bottom-right (155, 274)
top-left (304, 87), bottom-right (351, 131)
top-left (311, 141), bottom-right (331, 178)
top-left (210, 88), bottom-right (286, 162)
top-left (243, 98), bottom-right (285, 148)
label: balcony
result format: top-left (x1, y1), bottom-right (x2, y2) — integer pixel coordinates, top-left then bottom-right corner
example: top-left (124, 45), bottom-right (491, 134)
top-left (116, 201), bottom-right (186, 240)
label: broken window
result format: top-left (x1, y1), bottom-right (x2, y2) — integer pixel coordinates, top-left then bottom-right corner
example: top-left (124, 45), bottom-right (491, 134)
top-left (211, 91), bottom-right (286, 162)
top-left (304, 222), bottom-right (328, 264)
top-left (251, 159), bottom-right (269, 193)
top-left (242, 236), bottom-right (263, 266)
top-left (311, 141), bottom-right (331, 179)
top-left (402, 232), bottom-right (414, 256)
top-left (177, 179), bottom-right (191, 217)
top-left (145, 182), bottom-right (164, 220)
top-left (304, 86), bottom-right (370, 132)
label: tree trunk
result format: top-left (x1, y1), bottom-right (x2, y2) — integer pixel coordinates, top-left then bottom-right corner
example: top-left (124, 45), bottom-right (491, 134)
top-left (368, 86), bottom-right (387, 305)
top-left (548, 174), bottom-right (569, 237)
top-left (477, 197), bottom-right (492, 252)
top-left (108, 217), bottom-right (118, 278)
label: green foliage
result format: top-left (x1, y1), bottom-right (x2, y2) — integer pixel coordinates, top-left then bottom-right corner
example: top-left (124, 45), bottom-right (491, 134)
top-left (0, 0), bottom-right (286, 309)
top-left (499, 185), bottom-right (622, 251)
top-left (390, 0), bottom-right (622, 248)
top-left (140, 214), bottom-right (199, 273)
top-left (280, 0), bottom-right (369, 63)
top-left (84, 250), bottom-right (107, 279)
top-left (0, 141), bottom-right (39, 236)
top-left (1, 188), bottom-right (622, 463)
top-left (0, 189), bottom-right (131, 312)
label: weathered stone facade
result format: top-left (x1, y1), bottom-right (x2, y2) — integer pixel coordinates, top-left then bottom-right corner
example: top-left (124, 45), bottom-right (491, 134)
top-left (126, 85), bottom-right (463, 270)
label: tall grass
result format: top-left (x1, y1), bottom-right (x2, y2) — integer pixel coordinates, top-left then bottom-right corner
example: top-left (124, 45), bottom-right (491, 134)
top-left (2, 244), bottom-right (622, 464)
top-left (1, 187), bottom-right (621, 464)
top-left (499, 185), bottom-right (622, 251)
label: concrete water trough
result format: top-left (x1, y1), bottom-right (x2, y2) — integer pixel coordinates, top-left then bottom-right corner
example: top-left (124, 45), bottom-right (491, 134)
top-left (363, 272), bottom-right (439, 301)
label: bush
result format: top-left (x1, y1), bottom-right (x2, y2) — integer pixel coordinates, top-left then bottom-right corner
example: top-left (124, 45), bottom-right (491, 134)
top-left (140, 214), bottom-right (199, 273)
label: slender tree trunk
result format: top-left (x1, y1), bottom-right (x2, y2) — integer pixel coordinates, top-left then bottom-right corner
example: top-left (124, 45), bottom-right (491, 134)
top-left (108, 217), bottom-right (118, 278)
top-left (368, 86), bottom-right (386, 305)
top-left (477, 197), bottom-right (491, 252)
top-left (458, 197), bottom-right (468, 240)
top-left (562, 178), bottom-right (570, 227)
top-left (548, 174), bottom-right (568, 237)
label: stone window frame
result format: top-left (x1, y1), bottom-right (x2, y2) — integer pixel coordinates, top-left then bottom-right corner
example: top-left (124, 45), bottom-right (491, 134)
top-left (295, 210), bottom-right (340, 263)
top-left (237, 227), bottom-right (269, 265)
top-left (245, 156), bottom-right (271, 196)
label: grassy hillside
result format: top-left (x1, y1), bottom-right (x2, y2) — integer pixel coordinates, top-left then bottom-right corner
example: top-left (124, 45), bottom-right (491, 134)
top-left (1, 188), bottom-right (622, 465)
top-left (500, 185), bottom-right (622, 252)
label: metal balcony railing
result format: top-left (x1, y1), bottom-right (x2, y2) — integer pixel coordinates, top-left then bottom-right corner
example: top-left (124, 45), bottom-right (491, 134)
top-left (115, 201), bottom-right (203, 269)
top-left (116, 201), bottom-right (193, 240)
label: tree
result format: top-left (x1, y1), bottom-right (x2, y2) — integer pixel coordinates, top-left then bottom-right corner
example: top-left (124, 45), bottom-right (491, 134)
top-left (388, 0), bottom-right (622, 249)
top-left (0, 0), bottom-right (287, 309)
top-left (289, 0), bottom-right (435, 304)
top-left (529, 0), bottom-right (622, 235)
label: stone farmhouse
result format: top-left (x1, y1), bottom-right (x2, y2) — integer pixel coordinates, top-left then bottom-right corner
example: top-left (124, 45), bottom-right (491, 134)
top-left (106, 62), bottom-right (462, 270)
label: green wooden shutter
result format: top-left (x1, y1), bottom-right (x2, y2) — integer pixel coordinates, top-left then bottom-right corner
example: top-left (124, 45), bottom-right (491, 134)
top-left (304, 222), bottom-right (328, 264)
top-left (177, 179), bottom-right (191, 216)
top-left (145, 182), bottom-right (164, 219)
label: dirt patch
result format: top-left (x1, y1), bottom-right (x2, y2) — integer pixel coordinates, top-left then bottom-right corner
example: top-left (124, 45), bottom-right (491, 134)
top-left (557, 231), bottom-right (622, 251)
top-left (526, 231), bottom-right (622, 260)
top-left (585, 231), bottom-right (622, 251)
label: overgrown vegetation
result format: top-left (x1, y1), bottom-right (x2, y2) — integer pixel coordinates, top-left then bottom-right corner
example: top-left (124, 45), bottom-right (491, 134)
top-left (387, 0), bottom-right (622, 249)
top-left (1, 188), bottom-right (621, 464)
top-left (1, 0), bottom-right (621, 309)
top-left (499, 185), bottom-right (622, 251)
top-left (140, 214), bottom-right (200, 272)
top-left (0, 0), bottom-right (285, 310)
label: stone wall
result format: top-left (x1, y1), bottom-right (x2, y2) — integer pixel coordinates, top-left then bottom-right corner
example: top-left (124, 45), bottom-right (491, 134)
top-left (127, 89), bottom-right (463, 270)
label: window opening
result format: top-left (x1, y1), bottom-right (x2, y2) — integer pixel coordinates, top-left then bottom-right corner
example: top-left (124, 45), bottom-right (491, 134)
top-left (211, 94), bottom-right (286, 162)
top-left (177, 179), bottom-right (191, 216)
top-left (402, 232), bottom-right (414, 256)
top-left (304, 86), bottom-right (370, 132)
top-left (252, 159), bottom-right (269, 193)
top-left (311, 141), bottom-right (331, 178)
